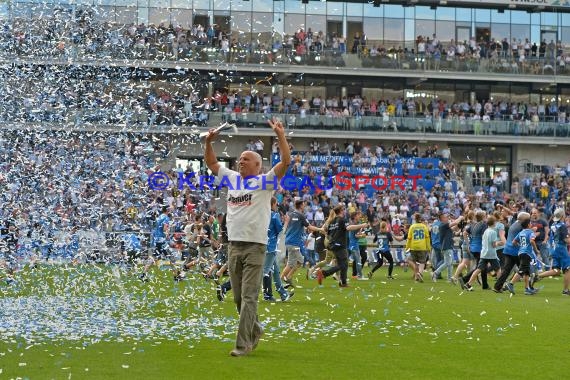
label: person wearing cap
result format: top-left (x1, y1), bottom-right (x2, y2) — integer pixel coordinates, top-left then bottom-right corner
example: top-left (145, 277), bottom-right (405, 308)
top-left (532, 208), bottom-right (570, 294)
top-left (204, 117), bottom-right (291, 357)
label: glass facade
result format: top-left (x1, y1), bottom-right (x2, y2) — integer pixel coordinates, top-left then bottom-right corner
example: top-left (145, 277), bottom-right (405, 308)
top-left (6, 1), bottom-right (570, 48)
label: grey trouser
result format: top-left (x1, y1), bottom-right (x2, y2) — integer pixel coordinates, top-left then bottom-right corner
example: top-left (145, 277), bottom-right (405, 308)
top-left (228, 241), bottom-right (265, 350)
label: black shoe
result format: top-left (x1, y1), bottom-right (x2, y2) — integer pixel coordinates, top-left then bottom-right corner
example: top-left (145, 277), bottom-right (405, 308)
top-left (216, 286), bottom-right (226, 301)
top-left (283, 278), bottom-right (294, 289)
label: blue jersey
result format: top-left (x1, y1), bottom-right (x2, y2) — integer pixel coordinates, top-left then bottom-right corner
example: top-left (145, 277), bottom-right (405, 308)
top-left (153, 214), bottom-right (170, 243)
top-left (549, 221), bottom-right (569, 255)
top-left (468, 222), bottom-right (487, 253)
top-left (375, 232), bottom-right (393, 252)
top-left (267, 211), bottom-right (283, 253)
top-left (285, 210), bottom-right (309, 247)
top-left (123, 233), bottom-right (142, 251)
top-left (514, 228), bottom-right (536, 258)
top-left (504, 221), bottom-right (523, 256)
top-left (430, 221), bottom-right (441, 249)
top-left (348, 228), bottom-right (359, 251)
top-left (68, 234), bottom-right (80, 250)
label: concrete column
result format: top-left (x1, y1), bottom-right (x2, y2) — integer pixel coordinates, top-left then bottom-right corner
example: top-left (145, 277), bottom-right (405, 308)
top-left (342, 3), bottom-right (347, 45)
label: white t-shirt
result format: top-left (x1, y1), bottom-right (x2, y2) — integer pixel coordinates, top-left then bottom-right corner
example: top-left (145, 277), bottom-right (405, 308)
top-left (481, 227), bottom-right (498, 259)
top-left (217, 166), bottom-right (276, 245)
top-left (306, 235), bottom-right (316, 250)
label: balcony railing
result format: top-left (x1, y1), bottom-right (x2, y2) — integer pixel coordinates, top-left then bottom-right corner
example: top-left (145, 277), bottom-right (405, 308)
top-left (214, 112), bottom-right (570, 137)
top-left (2, 37), bottom-right (569, 77)
top-left (3, 109), bottom-right (570, 139)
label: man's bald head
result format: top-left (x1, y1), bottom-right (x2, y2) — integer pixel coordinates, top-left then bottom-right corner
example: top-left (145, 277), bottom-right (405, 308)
top-left (238, 150), bottom-right (263, 177)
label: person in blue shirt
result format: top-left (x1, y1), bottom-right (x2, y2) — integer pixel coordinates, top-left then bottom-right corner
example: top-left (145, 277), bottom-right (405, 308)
top-left (465, 215), bottom-right (505, 291)
top-left (121, 225), bottom-right (142, 269)
top-left (140, 206), bottom-right (171, 282)
top-left (368, 221), bottom-right (404, 279)
top-left (433, 213), bottom-right (465, 282)
top-left (281, 199), bottom-right (323, 289)
top-left (429, 217), bottom-right (443, 278)
top-left (513, 218), bottom-right (541, 295)
top-left (459, 211), bottom-right (488, 289)
top-left (348, 211), bottom-right (365, 280)
top-left (495, 211), bottom-right (530, 294)
top-left (533, 208), bottom-right (570, 295)
top-left (262, 197), bottom-right (291, 302)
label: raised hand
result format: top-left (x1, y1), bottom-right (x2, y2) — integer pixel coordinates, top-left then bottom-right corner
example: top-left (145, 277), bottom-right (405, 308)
top-left (268, 117), bottom-right (285, 135)
top-left (205, 128), bottom-right (220, 143)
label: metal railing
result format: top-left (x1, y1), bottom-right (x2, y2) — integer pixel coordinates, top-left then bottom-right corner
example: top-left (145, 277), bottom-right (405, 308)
top-left (3, 34), bottom-right (569, 77)
top-left (3, 110), bottom-right (570, 138)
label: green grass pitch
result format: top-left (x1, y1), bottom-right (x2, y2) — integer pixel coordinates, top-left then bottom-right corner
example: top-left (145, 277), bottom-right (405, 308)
top-left (1, 264), bottom-right (569, 379)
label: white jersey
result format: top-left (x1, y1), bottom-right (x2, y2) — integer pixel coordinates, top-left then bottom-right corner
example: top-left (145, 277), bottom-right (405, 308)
top-left (217, 166), bottom-right (276, 245)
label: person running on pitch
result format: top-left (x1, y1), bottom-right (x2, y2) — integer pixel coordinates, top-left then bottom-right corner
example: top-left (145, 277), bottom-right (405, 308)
top-left (368, 221), bottom-right (404, 279)
top-left (531, 208), bottom-right (570, 294)
top-left (316, 205), bottom-right (369, 287)
top-left (281, 199), bottom-right (323, 290)
top-left (494, 212), bottom-right (530, 294)
top-left (458, 210), bottom-right (488, 290)
top-left (512, 217), bottom-right (541, 295)
top-left (263, 197), bottom-right (292, 302)
top-left (464, 215), bottom-right (504, 291)
top-left (406, 213), bottom-right (431, 282)
top-left (140, 206), bottom-right (178, 282)
top-left (432, 213), bottom-right (464, 282)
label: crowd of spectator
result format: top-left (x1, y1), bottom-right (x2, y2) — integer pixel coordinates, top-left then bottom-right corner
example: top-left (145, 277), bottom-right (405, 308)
top-left (3, 13), bottom-right (570, 76)
top-left (0, 128), bottom-right (568, 261)
top-left (359, 34), bottom-right (569, 74)
top-left (3, 61), bottom-right (569, 135)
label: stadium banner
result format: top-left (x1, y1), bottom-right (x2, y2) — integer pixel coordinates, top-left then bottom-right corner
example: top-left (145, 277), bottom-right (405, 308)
top-left (271, 153), bottom-right (441, 170)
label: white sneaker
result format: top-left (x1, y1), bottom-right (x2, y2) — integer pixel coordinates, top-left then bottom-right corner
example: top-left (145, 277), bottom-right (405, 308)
top-left (357, 277), bottom-right (369, 281)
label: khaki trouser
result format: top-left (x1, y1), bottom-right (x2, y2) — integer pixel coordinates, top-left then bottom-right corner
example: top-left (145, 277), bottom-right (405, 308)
top-left (228, 241), bottom-right (265, 350)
